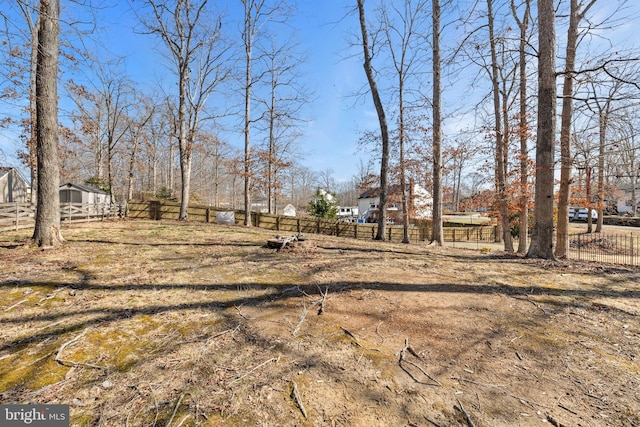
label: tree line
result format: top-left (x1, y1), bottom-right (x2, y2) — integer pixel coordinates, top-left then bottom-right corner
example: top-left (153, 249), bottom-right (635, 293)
top-left (1, 0), bottom-right (640, 258)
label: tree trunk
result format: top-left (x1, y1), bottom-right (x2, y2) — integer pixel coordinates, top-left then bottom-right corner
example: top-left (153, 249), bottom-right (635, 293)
top-left (32, 0), bottom-right (63, 248)
top-left (487, 0), bottom-right (513, 253)
top-left (511, 0), bottom-right (531, 254)
top-left (357, 0), bottom-right (389, 240)
top-left (596, 113), bottom-right (607, 232)
top-left (178, 68), bottom-right (190, 220)
top-left (243, 1), bottom-right (254, 226)
top-left (556, 0), bottom-right (596, 258)
top-left (29, 13), bottom-right (40, 205)
top-left (431, 0), bottom-right (444, 245)
top-left (527, 0), bottom-right (556, 260)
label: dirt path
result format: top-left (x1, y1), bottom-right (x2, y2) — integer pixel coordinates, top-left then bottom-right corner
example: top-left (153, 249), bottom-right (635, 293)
top-left (0, 220), bottom-right (638, 426)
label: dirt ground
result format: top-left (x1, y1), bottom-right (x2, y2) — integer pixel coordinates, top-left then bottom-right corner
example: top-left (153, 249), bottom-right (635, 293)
top-left (0, 219), bottom-right (639, 427)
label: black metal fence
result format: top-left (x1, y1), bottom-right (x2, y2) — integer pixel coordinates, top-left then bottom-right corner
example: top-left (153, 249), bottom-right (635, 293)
top-left (568, 233), bottom-right (640, 267)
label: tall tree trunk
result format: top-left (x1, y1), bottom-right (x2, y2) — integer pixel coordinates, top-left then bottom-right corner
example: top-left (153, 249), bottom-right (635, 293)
top-left (32, 0), bottom-right (63, 247)
top-left (527, 0), bottom-right (556, 259)
top-left (127, 135), bottom-right (139, 201)
top-left (399, 75), bottom-right (410, 244)
top-left (596, 113), bottom-right (607, 232)
top-left (511, 0), bottom-right (531, 254)
top-left (431, 0), bottom-right (444, 245)
top-left (29, 14), bottom-right (40, 205)
top-left (243, 1), bottom-right (254, 226)
top-left (487, 0), bottom-right (514, 252)
top-left (357, 0), bottom-right (389, 240)
top-left (556, 0), bottom-right (596, 257)
top-left (178, 70), bottom-right (190, 220)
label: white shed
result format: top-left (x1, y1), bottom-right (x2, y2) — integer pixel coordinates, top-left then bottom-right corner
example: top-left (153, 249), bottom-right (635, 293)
top-left (59, 183), bottom-right (110, 205)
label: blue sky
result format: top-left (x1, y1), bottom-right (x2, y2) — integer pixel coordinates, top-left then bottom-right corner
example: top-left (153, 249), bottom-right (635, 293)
top-left (98, 0), bottom-right (375, 182)
top-left (0, 0), bottom-right (375, 183)
top-left (2, 0), bottom-right (640, 185)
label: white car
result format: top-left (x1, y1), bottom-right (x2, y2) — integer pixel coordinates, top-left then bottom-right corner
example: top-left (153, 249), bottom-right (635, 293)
top-left (575, 208), bottom-right (598, 222)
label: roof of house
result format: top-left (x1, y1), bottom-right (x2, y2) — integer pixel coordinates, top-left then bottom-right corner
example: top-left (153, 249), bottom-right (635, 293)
top-left (60, 182), bottom-right (108, 195)
top-left (358, 184), bottom-right (403, 199)
top-left (0, 166), bottom-right (30, 185)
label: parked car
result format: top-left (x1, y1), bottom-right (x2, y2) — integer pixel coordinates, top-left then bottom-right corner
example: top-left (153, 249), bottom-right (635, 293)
top-left (575, 208), bottom-right (598, 222)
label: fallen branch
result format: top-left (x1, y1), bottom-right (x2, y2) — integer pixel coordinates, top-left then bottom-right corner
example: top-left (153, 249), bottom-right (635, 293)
top-left (54, 328), bottom-right (106, 370)
top-left (166, 393), bottom-right (185, 427)
top-left (546, 413), bottom-right (566, 427)
top-left (4, 298), bottom-right (28, 312)
top-left (454, 398), bottom-right (476, 427)
top-left (340, 326), bottom-right (359, 343)
top-left (228, 356), bottom-right (280, 386)
top-left (37, 287), bottom-right (67, 305)
top-left (292, 304), bottom-right (309, 336)
top-left (451, 376), bottom-right (548, 409)
top-left (234, 305), bottom-right (248, 320)
top-left (290, 380), bottom-right (307, 418)
top-left (399, 338), bottom-right (442, 386)
top-left (316, 285), bottom-right (328, 315)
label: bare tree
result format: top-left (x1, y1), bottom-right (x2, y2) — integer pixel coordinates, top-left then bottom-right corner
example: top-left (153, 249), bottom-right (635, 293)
top-left (431, 0), bottom-right (444, 245)
top-left (381, 0), bottom-right (427, 243)
top-left (511, 0), bottom-right (532, 254)
top-left (257, 35), bottom-right (309, 214)
top-left (357, 0), bottom-right (390, 240)
top-left (140, 0), bottom-right (227, 220)
top-left (486, 0), bottom-right (514, 252)
top-left (239, 0), bottom-right (288, 224)
top-left (527, 0), bottom-right (556, 259)
top-left (556, 0), bottom-right (597, 258)
top-left (126, 96), bottom-right (156, 201)
top-left (32, 0), bottom-right (63, 247)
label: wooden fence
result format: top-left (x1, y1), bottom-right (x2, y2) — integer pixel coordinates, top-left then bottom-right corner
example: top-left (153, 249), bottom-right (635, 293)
top-left (126, 200), bottom-right (497, 244)
top-left (0, 202), bottom-right (122, 232)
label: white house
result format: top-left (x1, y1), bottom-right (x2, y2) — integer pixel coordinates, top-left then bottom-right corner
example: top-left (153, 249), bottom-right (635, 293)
top-left (357, 182), bottom-right (432, 223)
top-left (336, 206), bottom-right (359, 222)
top-left (0, 167), bottom-right (30, 203)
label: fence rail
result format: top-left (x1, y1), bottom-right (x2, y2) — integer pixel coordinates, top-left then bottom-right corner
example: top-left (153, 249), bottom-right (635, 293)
top-left (0, 202), bottom-right (122, 232)
top-left (126, 200), bottom-right (497, 244)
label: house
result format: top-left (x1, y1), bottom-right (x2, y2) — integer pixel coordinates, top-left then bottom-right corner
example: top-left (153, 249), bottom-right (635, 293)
top-left (337, 206), bottom-right (359, 222)
top-left (0, 167), bottom-right (31, 203)
top-left (616, 194), bottom-right (639, 216)
top-left (59, 183), bottom-right (110, 205)
top-left (358, 181), bottom-right (432, 223)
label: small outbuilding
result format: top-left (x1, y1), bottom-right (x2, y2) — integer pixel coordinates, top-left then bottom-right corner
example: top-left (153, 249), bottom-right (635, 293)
top-left (59, 183), bottom-right (110, 205)
top-left (282, 204), bottom-right (296, 217)
top-left (0, 167), bottom-right (31, 203)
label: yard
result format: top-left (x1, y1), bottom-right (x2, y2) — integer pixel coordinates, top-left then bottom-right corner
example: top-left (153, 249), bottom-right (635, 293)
top-left (0, 219), bottom-right (639, 426)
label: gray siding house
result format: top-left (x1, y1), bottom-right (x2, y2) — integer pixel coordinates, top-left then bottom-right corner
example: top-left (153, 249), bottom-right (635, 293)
top-left (0, 167), bottom-right (30, 203)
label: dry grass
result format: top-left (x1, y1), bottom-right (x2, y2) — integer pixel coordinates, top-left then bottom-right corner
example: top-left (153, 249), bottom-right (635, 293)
top-left (0, 219), bottom-right (639, 427)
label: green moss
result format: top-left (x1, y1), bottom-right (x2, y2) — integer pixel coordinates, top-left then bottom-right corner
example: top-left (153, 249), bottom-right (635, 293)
top-left (0, 344), bottom-right (67, 392)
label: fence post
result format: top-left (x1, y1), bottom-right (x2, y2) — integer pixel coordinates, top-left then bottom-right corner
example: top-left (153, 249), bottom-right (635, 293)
top-left (631, 234), bottom-right (634, 266)
top-left (15, 202), bottom-right (19, 231)
top-left (355, 223), bottom-right (358, 239)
